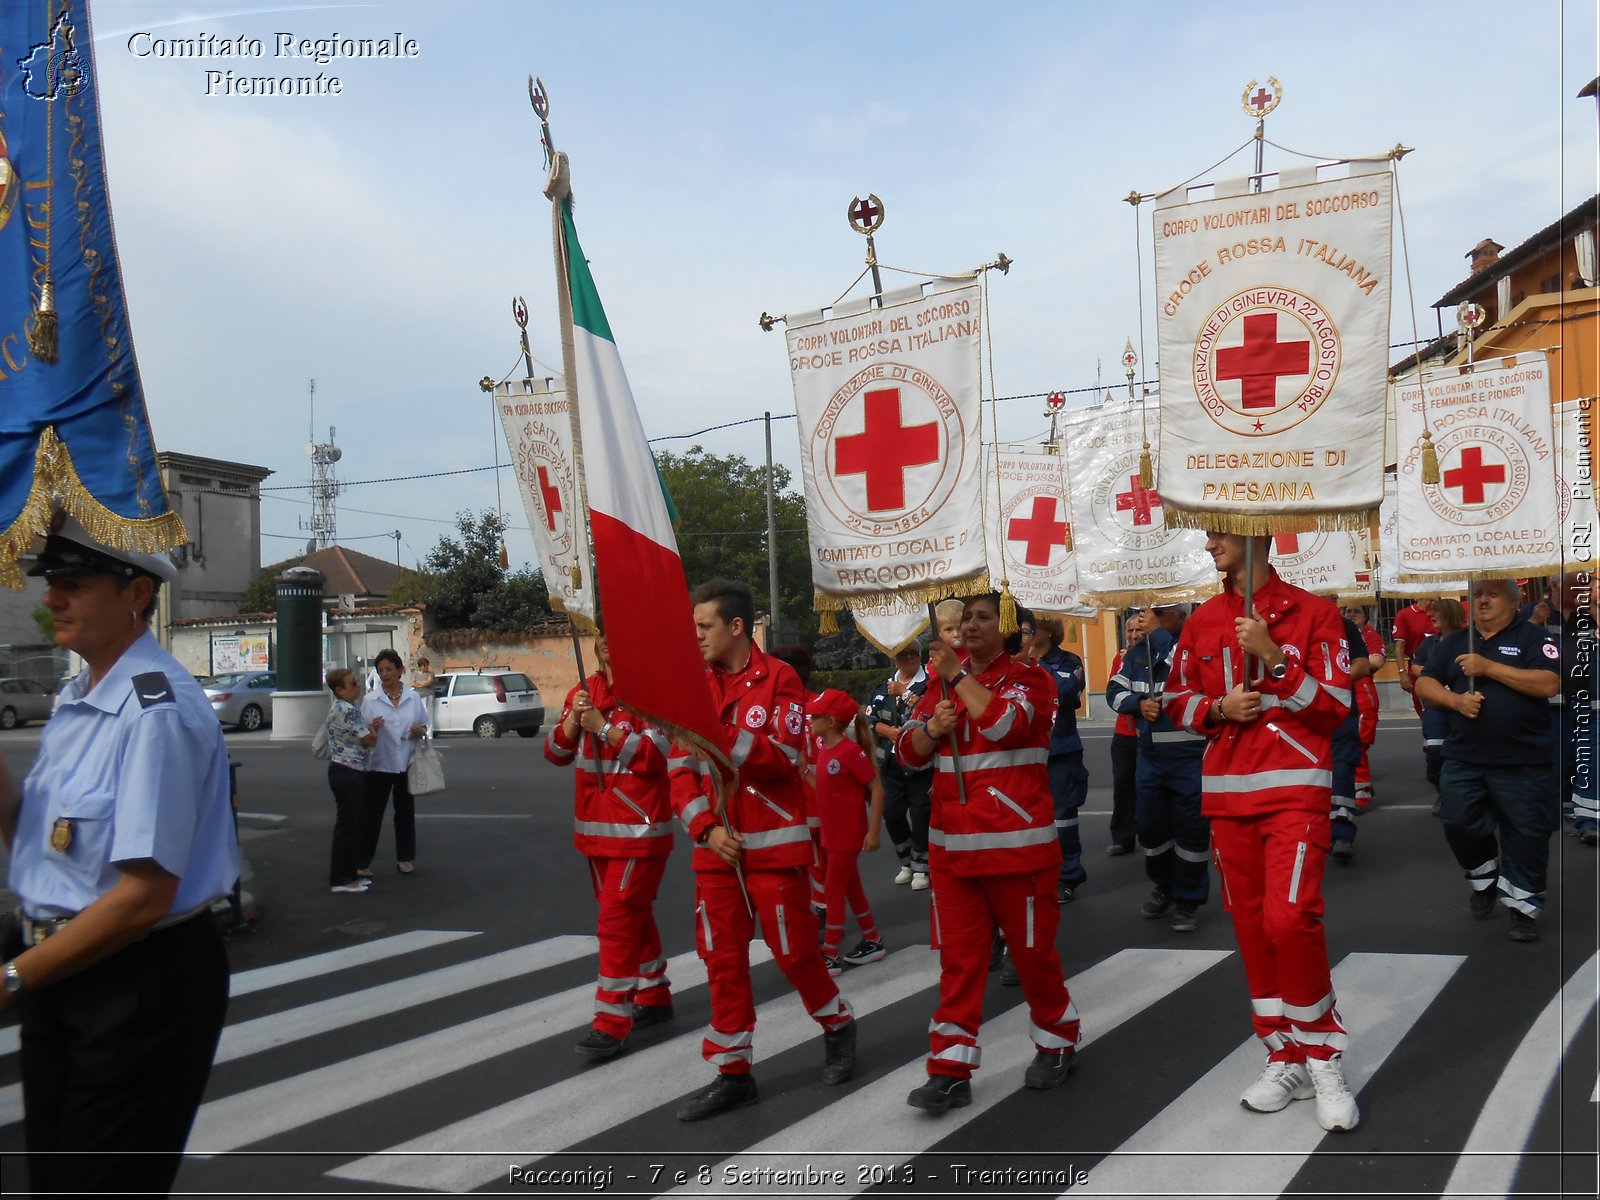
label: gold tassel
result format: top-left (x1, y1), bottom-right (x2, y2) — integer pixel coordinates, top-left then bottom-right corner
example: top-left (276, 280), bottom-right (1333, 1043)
top-left (570, 562), bottom-right (582, 589)
top-left (998, 579), bottom-right (1018, 635)
top-left (28, 280), bottom-right (57, 364)
top-left (1420, 430), bottom-right (1441, 485)
top-left (1062, 523), bottom-right (1074, 553)
top-left (818, 608), bottom-right (839, 636)
top-left (497, 540), bottom-right (509, 569)
top-left (1138, 441), bottom-right (1154, 490)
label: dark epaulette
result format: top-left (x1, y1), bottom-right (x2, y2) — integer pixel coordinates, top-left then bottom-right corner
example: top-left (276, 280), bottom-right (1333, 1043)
top-left (131, 671), bottom-right (175, 708)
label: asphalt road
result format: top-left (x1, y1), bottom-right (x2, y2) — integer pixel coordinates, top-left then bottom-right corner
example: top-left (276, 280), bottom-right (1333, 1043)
top-left (0, 716), bottom-right (1594, 1198)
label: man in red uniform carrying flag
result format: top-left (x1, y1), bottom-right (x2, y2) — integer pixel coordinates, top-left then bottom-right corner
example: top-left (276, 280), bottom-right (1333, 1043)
top-left (544, 633), bottom-right (676, 1062)
top-left (897, 593), bottom-right (1081, 1115)
top-left (1163, 533), bottom-right (1361, 1132)
top-left (669, 578), bottom-right (856, 1122)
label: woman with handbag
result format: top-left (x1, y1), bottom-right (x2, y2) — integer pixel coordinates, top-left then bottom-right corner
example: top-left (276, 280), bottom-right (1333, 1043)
top-left (322, 669), bottom-right (379, 893)
top-left (359, 650), bottom-right (431, 875)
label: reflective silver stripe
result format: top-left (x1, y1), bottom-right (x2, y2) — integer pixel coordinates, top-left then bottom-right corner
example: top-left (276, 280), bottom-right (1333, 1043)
top-left (1054, 816), bottom-right (1079, 829)
top-left (1222, 647), bottom-right (1236, 692)
top-left (638, 956), bottom-right (666, 976)
top-left (1013, 696), bottom-right (1037, 721)
top-left (932, 1043), bottom-right (982, 1066)
top-left (928, 824), bottom-right (1057, 851)
top-left (1316, 682), bottom-right (1353, 707)
top-left (1144, 839), bottom-right (1175, 856)
top-left (1288, 841), bottom-right (1307, 903)
top-left (982, 706), bottom-right (1018, 741)
top-left (747, 786), bottom-right (794, 823)
top-left (612, 786), bottom-right (651, 823)
top-left (1250, 996), bottom-right (1285, 1017)
top-left (1203, 768), bottom-right (1332, 792)
top-left (708, 1049), bottom-right (753, 1066)
top-left (740, 824), bottom-right (813, 850)
top-left (1423, 738), bottom-right (1444, 748)
top-left (1321, 641), bottom-right (1334, 682)
top-left (1109, 673), bottom-right (1132, 689)
top-left (1151, 729), bottom-right (1204, 743)
top-left (774, 740), bottom-right (802, 766)
top-left (634, 976), bottom-right (667, 992)
top-left (730, 729), bottom-right (755, 766)
top-left (1266, 721), bottom-right (1319, 764)
top-left (619, 859), bottom-right (635, 891)
top-left (574, 819), bottom-right (674, 839)
top-left (936, 748), bottom-right (1049, 772)
top-left (545, 731), bottom-right (574, 762)
top-left (930, 888), bottom-right (943, 945)
top-left (928, 1020), bottom-right (973, 1037)
top-left (679, 795), bottom-right (711, 832)
top-left (1293, 1030), bottom-right (1349, 1049)
top-left (988, 786), bottom-right (1033, 822)
top-left (668, 755), bottom-right (699, 773)
top-left (1181, 695), bottom-right (1206, 727)
top-left (1260, 1031), bottom-right (1290, 1051)
top-left (594, 1000), bottom-right (630, 1017)
top-left (1025, 895), bottom-right (1035, 947)
top-left (708, 1027), bottom-right (754, 1048)
top-left (597, 974), bottom-right (635, 991)
top-left (1467, 857), bottom-right (1498, 881)
top-left (775, 903), bottom-right (790, 956)
top-left (1175, 843), bottom-right (1211, 863)
top-left (1501, 879), bottom-right (1538, 901)
top-left (1030, 1002), bottom-right (1080, 1049)
top-left (1284, 992), bottom-right (1336, 1022)
top-left (810, 994), bottom-right (851, 1020)
top-left (1282, 675), bottom-right (1319, 712)
top-left (643, 729), bottom-right (669, 755)
top-left (1501, 890), bottom-right (1540, 916)
top-left (698, 901), bottom-right (714, 951)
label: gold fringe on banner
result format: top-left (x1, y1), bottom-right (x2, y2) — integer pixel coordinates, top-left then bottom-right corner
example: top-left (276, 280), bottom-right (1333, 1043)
top-left (567, 610), bottom-right (599, 636)
top-left (0, 426), bottom-right (188, 589)
top-left (1397, 566), bottom-right (1533, 585)
top-left (854, 617), bottom-right (931, 658)
top-left (813, 571), bottom-right (992, 620)
top-left (818, 608), bottom-right (839, 636)
top-left (1077, 582), bottom-right (1221, 610)
top-left (1162, 507), bottom-right (1379, 536)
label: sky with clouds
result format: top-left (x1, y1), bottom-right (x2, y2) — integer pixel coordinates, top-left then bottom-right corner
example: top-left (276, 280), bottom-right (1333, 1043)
top-left (85, 0), bottom-right (1598, 572)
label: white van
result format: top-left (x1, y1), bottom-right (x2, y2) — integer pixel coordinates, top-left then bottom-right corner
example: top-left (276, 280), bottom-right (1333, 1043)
top-left (427, 671), bottom-right (544, 739)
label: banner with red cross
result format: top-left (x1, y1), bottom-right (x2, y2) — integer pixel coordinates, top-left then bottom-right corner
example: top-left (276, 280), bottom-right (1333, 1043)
top-left (983, 448), bottom-right (1094, 617)
top-left (1268, 528), bottom-right (1362, 596)
top-left (1379, 474), bottom-right (1462, 597)
top-left (495, 375), bottom-right (595, 623)
top-left (1393, 353), bottom-right (1558, 582)
top-left (1153, 166), bottom-right (1393, 532)
top-left (1554, 399), bottom-right (1599, 570)
top-left (785, 281), bottom-right (986, 611)
top-left (1064, 401), bottom-right (1215, 609)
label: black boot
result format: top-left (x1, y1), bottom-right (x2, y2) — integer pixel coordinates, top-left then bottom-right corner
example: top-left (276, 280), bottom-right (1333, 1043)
top-left (821, 1021), bottom-right (856, 1085)
top-left (675, 1073), bottom-right (759, 1122)
top-left (574, 1029), bottom-right (626, 1061)
top-left (630, 1002), bottom-right (674, 1029)
top-left (906, 1073), bottom-right (971, 1114)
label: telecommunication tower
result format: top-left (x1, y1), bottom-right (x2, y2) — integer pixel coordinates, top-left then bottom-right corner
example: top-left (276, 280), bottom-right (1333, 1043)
top-left (298, 379), bottom-right (342, 550)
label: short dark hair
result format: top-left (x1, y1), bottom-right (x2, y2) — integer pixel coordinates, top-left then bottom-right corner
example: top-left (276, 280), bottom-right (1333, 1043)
top-left (374, 648), bottom-right (404, 672)
top-left (964, 592), bottom-right (1027, 657)
top-left (768, 643), bottom-right (814, 687)
top-left (1035, 616), bottom-right (1064, 647)
top-left (113, 575), bottom-right (160, 625)
top-left (691, 578), bottom-right (755, 633)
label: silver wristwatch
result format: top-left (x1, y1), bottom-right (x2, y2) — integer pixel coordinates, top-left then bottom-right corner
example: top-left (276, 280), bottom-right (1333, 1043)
top-left (1267, 659), bottom-right (1289, 681)
top-left (3, 961), bottom-right (22, 995)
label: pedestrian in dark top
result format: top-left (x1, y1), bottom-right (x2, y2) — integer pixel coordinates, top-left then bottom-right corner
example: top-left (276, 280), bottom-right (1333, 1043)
top-left (1032, 614), bottom-right (1087, 904)
top-left (868, 644), bottom-right (932, 889)
top-left (1416, 578), bottom-right (1562, 941)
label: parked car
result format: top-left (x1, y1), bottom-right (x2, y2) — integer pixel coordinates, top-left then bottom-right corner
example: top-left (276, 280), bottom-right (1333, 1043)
top-left (427, 671), bottom-right (543, 739)
top-left (203, 671), bottom-right (276, 731)
top-left (0, 677), bottom-right (54, 729)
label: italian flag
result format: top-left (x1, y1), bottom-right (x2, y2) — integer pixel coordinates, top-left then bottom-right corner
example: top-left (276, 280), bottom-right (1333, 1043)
top-left (560, 198), bottom-right (730, 768)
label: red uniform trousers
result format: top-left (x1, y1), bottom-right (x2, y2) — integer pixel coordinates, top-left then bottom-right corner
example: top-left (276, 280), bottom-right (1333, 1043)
top-left (588, 855), bottom-right (672, 1039)
top-left (926, 866), bottom-right (1080, 1080)
top-left (694, 865), bottom-right (852, 1075)
top-left (821, 848), bottom-right (877, 956)
top-left (1210, 809), bottom-right (1346, 1062)
top-left (809, 826), bottom-right (828, 913)
top-left (1354, 684), bottom-right (1379, 806)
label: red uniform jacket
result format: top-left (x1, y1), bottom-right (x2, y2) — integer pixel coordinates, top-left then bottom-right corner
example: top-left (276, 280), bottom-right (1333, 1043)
top-left (544, 673), bottom-right (674, 859)
top-left (896, 652), bottom-right (1060, 878)
top-left (670, 644), bottom-right (812, 873)
top-left (1163, 570), bottom-right (1352, 818)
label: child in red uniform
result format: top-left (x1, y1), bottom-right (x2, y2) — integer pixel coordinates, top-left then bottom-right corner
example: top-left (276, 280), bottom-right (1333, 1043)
top-left (807, 689), bottom-right (886, 975)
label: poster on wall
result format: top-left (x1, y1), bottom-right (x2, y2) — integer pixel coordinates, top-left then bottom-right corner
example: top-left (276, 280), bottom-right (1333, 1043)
top-left (211, 634), bottom-right (270, 674)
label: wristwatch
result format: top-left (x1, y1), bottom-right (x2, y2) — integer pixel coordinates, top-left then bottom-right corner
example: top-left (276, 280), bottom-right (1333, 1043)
top-left (598, 721), bottom-right (614, 741)
top-left (1267, 659), bottom-right (1289, 681)
top-left (3, 961), bottom-right (22, 995)
top-left (947, 669), bottom-right (971, 688)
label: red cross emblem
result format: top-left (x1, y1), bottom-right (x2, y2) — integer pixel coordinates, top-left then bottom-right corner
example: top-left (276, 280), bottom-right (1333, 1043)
top-left (1240, 77), bottom-right (1282, 118)
top-left (1442, 445), bottom-right (1507, 506)
top-left (1007, 495), bottom-right (1067, 566)
top-left (847, 193), bottom-right (885, 235)
top-left (1114, 474), bottom-right (1162, 526)
top-left (1275, 531), bottom-right (1301, 555)
top-left (1215, 313), bottom-right (1311, 411)
top-left (536, 465), bottom-right (563, 530)
top-left (834, 388), bottom-right (940, 512)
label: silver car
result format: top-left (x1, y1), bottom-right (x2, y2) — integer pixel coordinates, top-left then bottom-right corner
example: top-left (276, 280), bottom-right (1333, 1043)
top-left (203, 671), bottom-right (276, 731)
top-left (0, 678), bottom-right (54, 729)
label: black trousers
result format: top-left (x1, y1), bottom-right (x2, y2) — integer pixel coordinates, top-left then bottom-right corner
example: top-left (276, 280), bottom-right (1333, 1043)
top-left (881, 761), bottom-right (932, 873)
top-left (328, 762), bottom-right (367, 885)
top-left (1109, 732), bottom-right (1139, 850)
top-left (19, 912), bottom-right (229, 1196)
top-left (363, 770), bottom-right (416, 865)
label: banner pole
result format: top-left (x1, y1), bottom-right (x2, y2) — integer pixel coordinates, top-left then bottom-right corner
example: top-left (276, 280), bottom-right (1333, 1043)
top-left (1466, 576), bottom-right (1478, 695)
top-left (1244, 537), bottom-right (1258, 683)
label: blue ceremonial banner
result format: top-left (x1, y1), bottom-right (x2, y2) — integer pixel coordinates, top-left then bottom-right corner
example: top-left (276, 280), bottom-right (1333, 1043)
top-left (0, 0), bottom-right (182, 586)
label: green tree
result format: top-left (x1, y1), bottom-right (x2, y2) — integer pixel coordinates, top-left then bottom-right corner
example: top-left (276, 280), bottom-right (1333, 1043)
top-left (416, 511), bottom-right (553, 633)
top-left (239, 569), bottom-right (277, 613)
top-left (31, 606), bottom-right (53, 640)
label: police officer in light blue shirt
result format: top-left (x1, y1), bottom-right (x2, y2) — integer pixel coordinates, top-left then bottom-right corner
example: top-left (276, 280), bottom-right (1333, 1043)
top-left (0, 515), bottom-right (238, 1196)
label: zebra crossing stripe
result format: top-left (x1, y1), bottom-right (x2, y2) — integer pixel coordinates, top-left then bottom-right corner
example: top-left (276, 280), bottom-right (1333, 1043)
top-left (0, 935), bottom-right (597, 1129)
top-left (1442, 951), bottom-right (1600, 1200)
top-left (653, 947), bottom-right (1232, 1197)
top-left (188, 943), bottom-right (762, 1154)
top-left (1068, 952), bottom-right (1465, 1200)
top-left (330, 946), bottom-right (944, 1192)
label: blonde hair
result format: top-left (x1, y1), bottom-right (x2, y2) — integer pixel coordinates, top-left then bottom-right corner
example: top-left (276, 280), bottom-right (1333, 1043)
top-left (326, 668), bottom-right (355, 692)
top-left (934, 598), bottom-right (964, 624)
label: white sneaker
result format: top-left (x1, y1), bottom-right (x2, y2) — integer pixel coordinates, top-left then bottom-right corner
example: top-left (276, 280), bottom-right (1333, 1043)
top-left (1239, 1060), bottom-right (1313, 1113)
top-left (893, 865), bottom-right (914, 885)
top-left (1305, 1054), bottom-right (1360, 1131)
top-left (910, 872), bottom-right (930, 891)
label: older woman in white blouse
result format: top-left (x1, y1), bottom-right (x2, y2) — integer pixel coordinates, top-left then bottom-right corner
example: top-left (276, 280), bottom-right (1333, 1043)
top-left (359, 649), bottom-right (431, 875)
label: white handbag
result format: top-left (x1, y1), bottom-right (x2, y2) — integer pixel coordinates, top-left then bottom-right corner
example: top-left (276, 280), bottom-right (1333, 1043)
top-left (407, 737), bottom-right (445, 796)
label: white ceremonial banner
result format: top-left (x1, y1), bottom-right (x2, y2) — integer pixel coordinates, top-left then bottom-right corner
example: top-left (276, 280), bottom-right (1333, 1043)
top-left (984, 448), bottom-right (1096, 618)
top-left (1379, 474), bottom-right (1463, 597)
top-left (1269, 529), bottom-right (1360, 596)
top-left (850, 596), bottom-right (929, 657)
top-left (1153, 167), bottom-right (1393, 530)
top-left (1065, 403), bottom-right (1216, 609)
top-left (1393, 353), bottom-right (1559, 581)
top-left (786, 281), bottom-right (986, 611)
top-left (1555, 400), bottom-right (1599, 571)
top-left (496, 376), bottom-right (595, 623)
top-left (1337, 525), bottom-right (1378, 603)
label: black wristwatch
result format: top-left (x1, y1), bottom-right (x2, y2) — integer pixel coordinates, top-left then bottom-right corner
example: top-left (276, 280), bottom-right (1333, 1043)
top-left (947, 669), bottom-right (970, 688)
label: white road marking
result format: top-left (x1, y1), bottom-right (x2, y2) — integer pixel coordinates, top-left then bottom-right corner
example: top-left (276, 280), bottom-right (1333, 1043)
top-left (1443, 952), bottom-right (1600, 1198)
top-left (331, 945), bottom-right (944, 1192)
top-left (1069, 951), bottom-right (1465, 1200)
